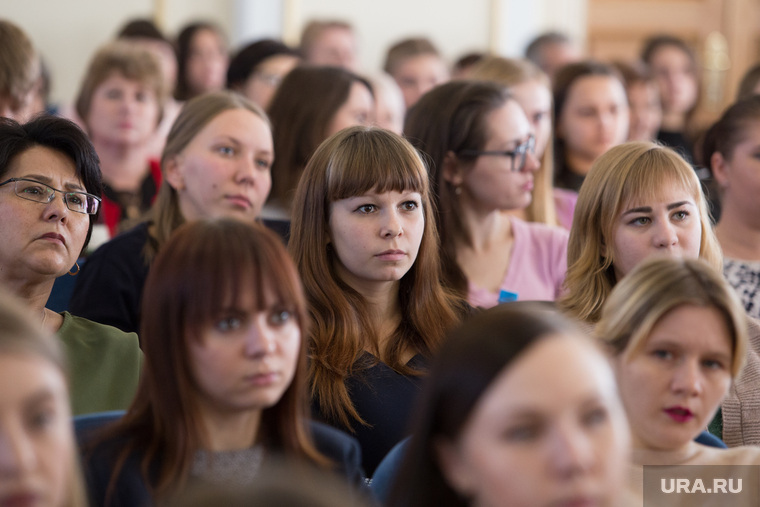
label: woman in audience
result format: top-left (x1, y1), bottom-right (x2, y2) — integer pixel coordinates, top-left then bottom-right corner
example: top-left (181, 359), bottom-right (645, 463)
top-left (470, 56), bottom-right (577, 229)
top-left (613, 60), bottom-right (662, 142)
top-left (70, 91), bottom-right (274, 334)
top-left (75, 41), bottom-right (166, 238)
top-left (390, 304), bottom-right (632, 507)
top-left (0, 289), bottom-right (89, 507)
top-left (264, 67), bottom-right (374, 221)
top-left (405, 80), bottom-right (569, 306)
top-left (226, 39), bottom-right (300, 110)
top-left (289, 126), bottom-right (465, 475)
top-left (0, 115), bottom-right (140, 414)
top-left (703, 96), bottom-right (760, 320)
top-left (174, 21), bottom-right (229, 101)
top-left (553, 61), bottom-right (629, 192)
top-left (641, 35), bottom-right (700, 163)
top-left (559, 141), bottom-right (721, 325)
top-left (383, 37), bottom-right (449, 109)
top-left (82, 219), bottom-right (365, 506)
top-left (265, 66), bottom-right (373, 219)
top-left (597, 257), bottom-right (760, 499)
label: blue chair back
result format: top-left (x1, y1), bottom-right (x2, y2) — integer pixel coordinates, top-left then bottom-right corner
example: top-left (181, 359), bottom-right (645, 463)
top-left (370, 437), bottom-right (409, 505)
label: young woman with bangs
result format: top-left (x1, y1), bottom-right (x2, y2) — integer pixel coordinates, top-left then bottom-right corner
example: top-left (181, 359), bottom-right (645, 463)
top-left (82, 219), bottom-right (365, 506)
top-left (289, 126), bottom-right (466, 475)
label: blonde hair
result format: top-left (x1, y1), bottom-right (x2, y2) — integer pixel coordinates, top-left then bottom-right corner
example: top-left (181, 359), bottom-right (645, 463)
top-left (145, 91), bottom-right (269, 261)
top-left (469, 56), bottom-right (558, 226)
top-left (0, 289), bottom-right (89, 507)
top-left (559, 141), bottom-right (722, 323)
top-left (596, 257), bottom-right (747, 378)
top-left (289, 126), bottom-right (463, 428)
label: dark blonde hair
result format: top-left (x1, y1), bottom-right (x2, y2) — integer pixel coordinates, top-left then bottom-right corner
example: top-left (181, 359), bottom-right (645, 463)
top-left (289, 126), bottom-right (463, 428)
top-left (145, 90), bottom-right (269, 261)
top-left (597, 256), bottom-right (747, 377)
top-left (75, 40), bottom-right (166, 128)
top-left (105, 219), bottom-right (326, 502)
top-left (559, 141), bottom-right (722, 323)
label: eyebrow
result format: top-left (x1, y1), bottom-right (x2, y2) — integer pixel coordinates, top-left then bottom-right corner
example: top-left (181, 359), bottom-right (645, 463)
top-left (213, 136), bottom-right (273, 156)
top-left (621, 201), bottom-right (693, 216)
top-left (23, 174), bottom-right (86, 192)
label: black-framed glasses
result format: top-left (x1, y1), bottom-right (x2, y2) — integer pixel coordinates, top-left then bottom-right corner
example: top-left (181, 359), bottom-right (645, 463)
top-left (0, 178), bottom-right (101, 215)
top-left (457, 134), bottom-right (536, 172)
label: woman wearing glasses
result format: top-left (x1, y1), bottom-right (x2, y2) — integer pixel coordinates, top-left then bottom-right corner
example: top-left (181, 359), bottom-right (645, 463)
top-left (0, 115), bottom-right (141, 415)
top-left (405, 81), bottom-right (569, 307)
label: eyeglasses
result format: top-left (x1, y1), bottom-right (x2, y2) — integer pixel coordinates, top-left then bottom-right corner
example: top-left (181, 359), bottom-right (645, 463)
top-left (0, 178), bottom-right (101, 215)
top-left (457, 134), bottom-right (536, 172)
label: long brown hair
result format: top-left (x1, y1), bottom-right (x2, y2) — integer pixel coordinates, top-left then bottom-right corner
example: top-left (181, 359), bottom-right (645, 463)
top-left (103, 219), bottom-right (325, 502)
top-left (289, 126), bottom-right (463, 429)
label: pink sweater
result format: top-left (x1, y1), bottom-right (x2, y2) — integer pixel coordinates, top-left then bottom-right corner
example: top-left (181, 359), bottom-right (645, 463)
top-left (468, 217), bottom-right (569, 308)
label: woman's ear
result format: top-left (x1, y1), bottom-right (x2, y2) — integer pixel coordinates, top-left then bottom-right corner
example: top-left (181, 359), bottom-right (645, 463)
top-left (434, 437), bottom-right (476, 497)
top-left (163, 155), bottom-right (185, 191)
top-left (710, 151), bottom-right (730, 190)
top-left (442, 151), bottom-right (464, 187)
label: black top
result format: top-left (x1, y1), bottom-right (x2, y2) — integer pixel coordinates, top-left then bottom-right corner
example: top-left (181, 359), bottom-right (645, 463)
top-left (70, 220), bottom-right (290, 335)
top-left (70, 222), bottom-right (152, 334)
top-left (80, 420), bottom-right (367, 507)
top-left (312, 353), bottom-right (428, 476)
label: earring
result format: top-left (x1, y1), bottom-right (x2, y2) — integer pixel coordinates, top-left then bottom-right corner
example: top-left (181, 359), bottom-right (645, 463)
top-left (454, 186), bottom-right (462, 196)
top-left (68, 262), bottom-right (80, 276)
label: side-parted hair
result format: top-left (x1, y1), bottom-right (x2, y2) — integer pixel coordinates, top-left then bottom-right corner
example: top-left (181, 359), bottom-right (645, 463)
top-left (289, 126), bottom-right (463, 429)
top-left (383, 37), bottom-right (442, 77)
top-left (0, 115), bottom-right (103, 254)
top-left (145, 90), bottom-right (269, 261)
top-left (596, 256), bottom-right (747, 377)
top-left (390, 303), bottom-right (588, 507)
top-left (0, 288), bottom-right (89, 507)
top-left (103, 219), bottom-right (325, 502)
top-left (266, 66), bottom-right (373, 207)
top-left (174, 21), bottom-right (228, 101)
top-left (559, 141), bottom-right (722, 323)
top-left (0, 19), bottom-right (40, 115)
top-left (469, 56), bottom-right (558, 226)
top-left (404, 80), bottom-right (511, 295)
top-left (75, 40), bottom-right (166, 128)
